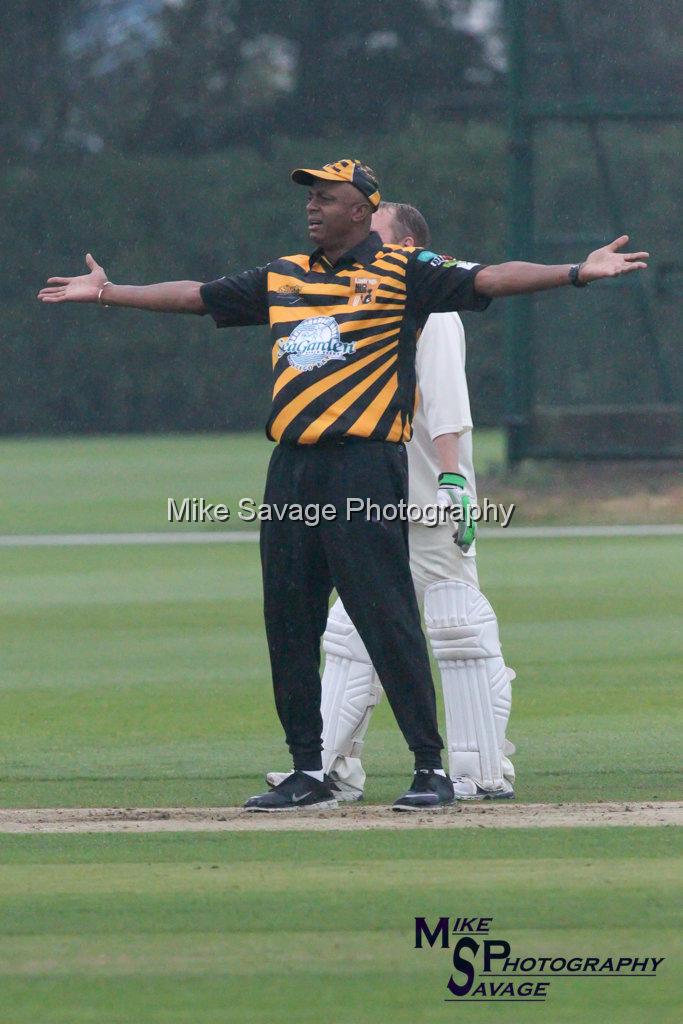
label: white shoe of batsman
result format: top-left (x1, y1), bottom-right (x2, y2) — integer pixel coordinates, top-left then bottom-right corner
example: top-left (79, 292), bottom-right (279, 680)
top-left (452, 775), bottom-right (515, 800)
top-left (265, 771), bottom-right (364, 803)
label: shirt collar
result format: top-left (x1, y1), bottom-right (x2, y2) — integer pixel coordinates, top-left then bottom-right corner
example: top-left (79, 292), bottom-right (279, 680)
top-left (309, 231), bottom-right (383, 272)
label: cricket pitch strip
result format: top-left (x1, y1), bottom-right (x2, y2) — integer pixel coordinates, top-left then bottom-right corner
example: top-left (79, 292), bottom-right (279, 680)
top-left (1, 802), bottom-right (681, 834)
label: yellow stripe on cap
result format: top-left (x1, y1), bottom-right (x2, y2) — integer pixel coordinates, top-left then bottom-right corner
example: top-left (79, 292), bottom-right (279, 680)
top-left (291, 159), bottom-right (381, 208)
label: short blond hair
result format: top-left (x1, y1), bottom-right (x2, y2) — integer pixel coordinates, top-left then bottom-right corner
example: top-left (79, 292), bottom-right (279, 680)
top-left (379, 202), bottom-right (431, 247)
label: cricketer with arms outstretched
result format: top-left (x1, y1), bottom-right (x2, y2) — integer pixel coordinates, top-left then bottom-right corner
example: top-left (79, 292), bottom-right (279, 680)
top-left (267, 201), bottom-right (515, 802)
top-left (38, 158), bottom-right (648, 812)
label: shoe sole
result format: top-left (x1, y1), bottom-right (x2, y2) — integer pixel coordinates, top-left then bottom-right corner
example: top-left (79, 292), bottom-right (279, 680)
top-left (243, 799), bottom-right (339, 813)
top-left (453, 790), bottom-right (515, 801)
top-left (392, 800), bottom-right (455, 813)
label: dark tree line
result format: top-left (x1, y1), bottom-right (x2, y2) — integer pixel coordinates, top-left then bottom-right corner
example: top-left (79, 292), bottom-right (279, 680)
top-left (3, 0), bottom-right (506, 161)
top-left (4, 0), bottom-right (679, 164)
top-left (3, 1), bottom-right (679, 436)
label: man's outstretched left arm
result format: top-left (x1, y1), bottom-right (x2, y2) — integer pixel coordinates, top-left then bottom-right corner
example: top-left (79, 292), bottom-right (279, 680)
top-left (474, 235), bottom-right (649, 297)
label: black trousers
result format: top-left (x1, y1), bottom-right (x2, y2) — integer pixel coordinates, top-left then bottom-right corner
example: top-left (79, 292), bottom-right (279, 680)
top-left (259, 439), bottom-right (444, 772)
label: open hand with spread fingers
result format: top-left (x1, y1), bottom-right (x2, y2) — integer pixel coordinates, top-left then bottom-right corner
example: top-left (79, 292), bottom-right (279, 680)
top-left (37, 253), bottom-right (108, 304)
top-left (579, 235), bottom-right (649, 284)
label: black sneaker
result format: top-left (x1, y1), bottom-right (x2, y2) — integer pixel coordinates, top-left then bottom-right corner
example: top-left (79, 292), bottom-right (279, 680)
top-left (244, 770), bottom-right (338, 812)
top-left (392, 769), bottom-right (455, 812)
top-left (265, 770), bottom-right (364, 803)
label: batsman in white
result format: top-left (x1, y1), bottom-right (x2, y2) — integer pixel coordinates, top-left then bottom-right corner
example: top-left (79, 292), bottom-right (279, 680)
top-left (268, 201), bottom-right (515, 802)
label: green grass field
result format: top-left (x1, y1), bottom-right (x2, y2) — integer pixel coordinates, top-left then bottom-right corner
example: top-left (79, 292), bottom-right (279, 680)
top-left (1, 829), bottom-right (681, 1024)
top-left (1, 432), bottom-right (681, 1022)
top-left (0, 430), bottom-right (505, 535)
top-left (2, 536), bottom-right (681, 808)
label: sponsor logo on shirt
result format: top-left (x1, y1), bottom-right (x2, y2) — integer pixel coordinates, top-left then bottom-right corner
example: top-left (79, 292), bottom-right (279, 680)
top-left (417, 250), bottom-right (440, 263)
top-left (277, 316), bottom-right (356, 371)
top-left (442, 259), bottom-right (478, 269)
top-left (275, 283), bottom-right (304, 304)
top-left (417, 251), bottom-right (477, 270)
top-left (351, 277), bottom-right (379, 306)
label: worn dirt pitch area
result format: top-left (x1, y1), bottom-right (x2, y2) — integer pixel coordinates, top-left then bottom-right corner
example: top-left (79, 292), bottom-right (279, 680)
top-left (1, 801), bottom-right (680, 834)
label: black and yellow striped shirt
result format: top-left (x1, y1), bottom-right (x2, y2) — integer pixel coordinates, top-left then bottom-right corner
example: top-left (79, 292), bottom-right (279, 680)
top-left (200, 231), bottom-right (490, 445)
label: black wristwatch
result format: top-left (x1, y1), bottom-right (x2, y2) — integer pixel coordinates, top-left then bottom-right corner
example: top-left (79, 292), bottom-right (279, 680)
top-left (569, 263), bottom-right (588, 287)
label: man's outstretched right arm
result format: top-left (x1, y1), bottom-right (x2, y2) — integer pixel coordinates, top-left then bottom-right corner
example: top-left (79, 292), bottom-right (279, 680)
top-left (37, 253), bottom-right (205, 313)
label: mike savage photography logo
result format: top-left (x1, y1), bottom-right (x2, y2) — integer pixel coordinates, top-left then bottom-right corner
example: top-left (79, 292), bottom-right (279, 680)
top-left (415, 916), bottom-right (665, 1004)
top-left (167, 497), bottom-right (515, 528)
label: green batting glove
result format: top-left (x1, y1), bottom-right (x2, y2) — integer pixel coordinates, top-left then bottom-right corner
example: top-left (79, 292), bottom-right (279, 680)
top-left (436, 472), bottom-right (476, 553)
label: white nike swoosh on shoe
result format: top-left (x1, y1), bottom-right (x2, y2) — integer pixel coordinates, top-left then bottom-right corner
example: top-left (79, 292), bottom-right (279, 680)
top-left (291, 791), bottom-right (313, 803)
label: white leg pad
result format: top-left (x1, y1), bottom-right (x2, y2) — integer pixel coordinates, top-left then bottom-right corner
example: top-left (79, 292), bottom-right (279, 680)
top-left (425, 580), bottom-right (512, 790)
top-left (502, 671), bottom-right (516, 782)
top-left (320, 599), bottom-right (383, 791)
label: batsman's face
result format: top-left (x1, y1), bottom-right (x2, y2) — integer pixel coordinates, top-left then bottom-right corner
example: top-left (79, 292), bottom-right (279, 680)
top-left (306, 181), bottom-right (368, 247)
top-left (370, 207), bottom-right (400, 245)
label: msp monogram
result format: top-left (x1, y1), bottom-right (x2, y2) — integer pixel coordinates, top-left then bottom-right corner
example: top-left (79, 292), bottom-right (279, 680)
top-left (415, 915), bottom-right (665, 1004)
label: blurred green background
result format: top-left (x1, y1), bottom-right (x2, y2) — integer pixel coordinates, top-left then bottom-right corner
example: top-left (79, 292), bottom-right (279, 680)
top-left (3, 0), bottom-right (681, 449)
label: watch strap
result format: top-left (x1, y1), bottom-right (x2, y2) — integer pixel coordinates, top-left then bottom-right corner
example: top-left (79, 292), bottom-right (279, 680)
top-left (569, 263), bottom-right (588, 288)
